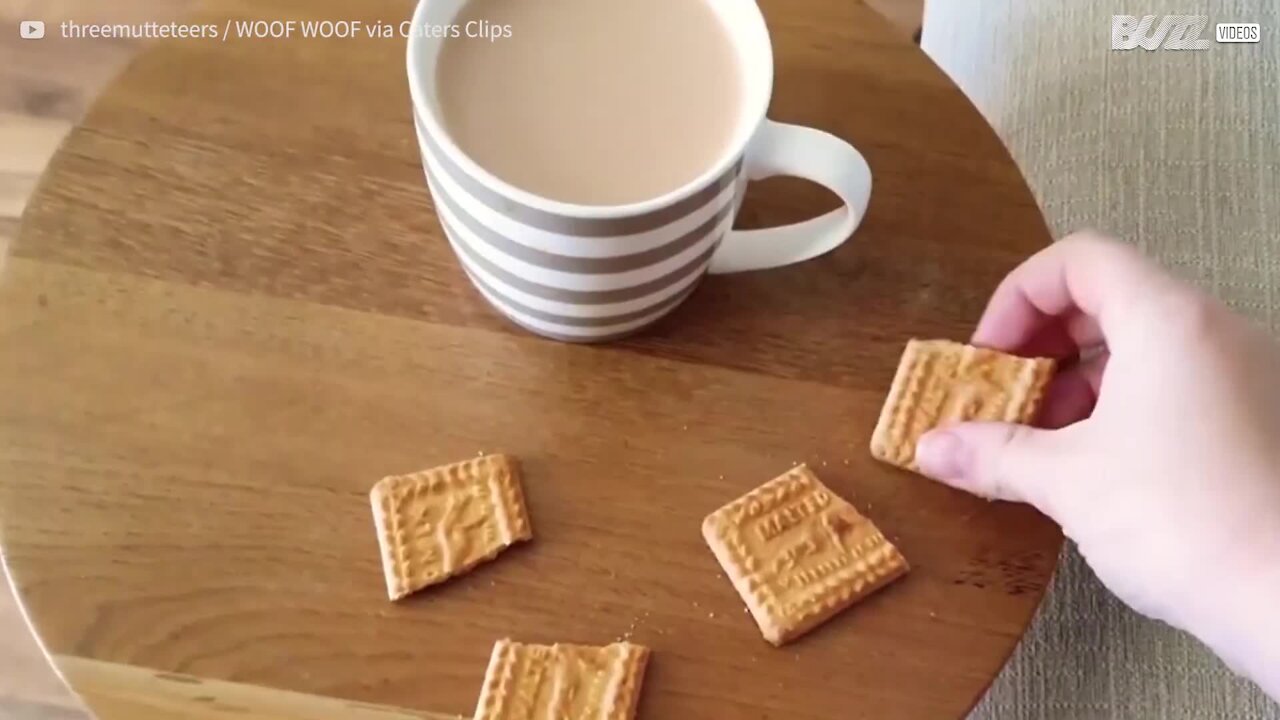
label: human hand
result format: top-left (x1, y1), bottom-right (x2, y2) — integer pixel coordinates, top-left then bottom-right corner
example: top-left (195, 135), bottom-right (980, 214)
top-left (914, 232), bottom-right (1280, 698)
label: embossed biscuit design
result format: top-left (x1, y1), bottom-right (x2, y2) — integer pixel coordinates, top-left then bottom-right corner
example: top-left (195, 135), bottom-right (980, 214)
top-left (474, 639), bottom-right (650, 720)
top-left (702, 466), bottom-right (909, 646)
top-left (369, 454), bottom-right (532, 601)
top-left (870, 339), bottom-right (1056, 470)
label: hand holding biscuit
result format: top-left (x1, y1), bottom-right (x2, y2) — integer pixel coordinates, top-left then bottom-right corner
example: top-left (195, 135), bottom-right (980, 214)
top-left (914, 232), bottom-right (1280, 699)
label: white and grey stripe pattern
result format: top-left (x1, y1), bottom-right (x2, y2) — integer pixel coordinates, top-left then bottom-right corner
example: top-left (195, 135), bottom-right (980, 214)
top-left (415, 113), bottom-right (745, 341)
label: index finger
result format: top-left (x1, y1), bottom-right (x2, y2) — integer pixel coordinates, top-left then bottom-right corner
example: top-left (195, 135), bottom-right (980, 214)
top-left (972, 231), bottom-right (1169, 354)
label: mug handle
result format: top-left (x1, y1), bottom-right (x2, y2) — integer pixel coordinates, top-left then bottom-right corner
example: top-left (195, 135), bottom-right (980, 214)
top-left (708, 119), bottom-right (872, 274)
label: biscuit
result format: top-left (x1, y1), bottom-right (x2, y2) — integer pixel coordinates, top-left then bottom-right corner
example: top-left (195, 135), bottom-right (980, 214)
top-left (474, 638), bottom-right (650, 720)
top-left (702, 466), bottom-right (909, 645)
top-left (870, 339), bottom-right (1055, 470)
top-left (370, 454), bottom-right (532, 601)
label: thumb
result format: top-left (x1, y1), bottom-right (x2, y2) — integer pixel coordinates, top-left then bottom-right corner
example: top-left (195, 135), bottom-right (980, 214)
top-left (914, 422), bottom-right (1064, 515)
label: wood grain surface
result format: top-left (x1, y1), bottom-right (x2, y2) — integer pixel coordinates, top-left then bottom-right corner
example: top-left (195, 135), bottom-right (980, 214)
top-left (0, 0), bottom-right (1055, 718)
top-left (55, 656), bottom-right (457, 720)
top-left (2, 3), bottom-right (193, 717)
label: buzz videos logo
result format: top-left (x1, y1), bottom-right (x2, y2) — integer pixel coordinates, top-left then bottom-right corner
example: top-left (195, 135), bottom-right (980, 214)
top-left (1111, 15), bottom-right (1260, 50)
top-left (20, 20), bottom-right (45, 39)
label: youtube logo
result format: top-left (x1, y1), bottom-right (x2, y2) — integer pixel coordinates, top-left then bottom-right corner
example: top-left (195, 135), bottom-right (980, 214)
top-left (19, 20), bottom-right (45, 39)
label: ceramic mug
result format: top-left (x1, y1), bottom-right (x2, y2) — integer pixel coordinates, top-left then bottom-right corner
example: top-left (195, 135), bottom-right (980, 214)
top-left (406, 0), bottom-right (872, 342)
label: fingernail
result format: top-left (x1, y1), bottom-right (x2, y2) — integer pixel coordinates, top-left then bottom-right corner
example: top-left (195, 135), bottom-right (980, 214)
top-left (916, 431), bottom-right (963, 478)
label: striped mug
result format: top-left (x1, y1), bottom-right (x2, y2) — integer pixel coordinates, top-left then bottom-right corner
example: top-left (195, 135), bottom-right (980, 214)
top-left (406, 0), bottom-right (872, 342)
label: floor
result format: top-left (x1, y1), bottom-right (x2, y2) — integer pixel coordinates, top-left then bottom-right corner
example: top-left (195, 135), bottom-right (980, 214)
top-left (0, 1), bottom-right (922, 717)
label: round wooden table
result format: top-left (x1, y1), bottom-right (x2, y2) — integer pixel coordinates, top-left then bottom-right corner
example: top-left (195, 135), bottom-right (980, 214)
top-left (0, 1), bottom-right (1060, 718)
